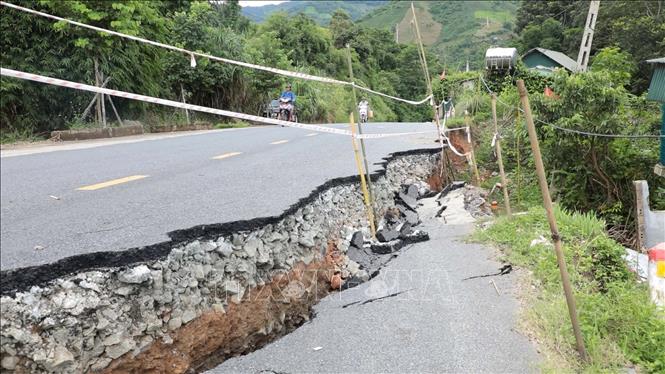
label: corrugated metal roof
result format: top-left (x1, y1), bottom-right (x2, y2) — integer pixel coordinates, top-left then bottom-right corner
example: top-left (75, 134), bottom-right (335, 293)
top-left (522, 48), bottom-right (578, 72)
top-left (647, 66), bottom-right (665, 102)
top-left (647, 57), bottom-right (665, 64)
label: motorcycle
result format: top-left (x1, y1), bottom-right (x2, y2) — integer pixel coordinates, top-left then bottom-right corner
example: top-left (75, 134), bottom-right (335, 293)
top-left (358, 104), bottom-right (369, 124)
top-left (278, 97), bottom-right (297, 123)
top-left (359, 108), bottom-right (368, 124)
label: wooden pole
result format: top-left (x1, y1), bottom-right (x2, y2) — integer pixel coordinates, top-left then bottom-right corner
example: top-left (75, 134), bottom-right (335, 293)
top-left (410, 2), bottom-right (453, 185)
top-left (411, 2), bottom-right (432, 90)
top-left (94, 57), bottom-right (102, 127)
top-left (515, 105), bottom-right (522, 205)
top-left (100, 69), bottom-right (107, 128)
top-left (517, 79), bottom-right (588, 361)
top-left (106, 95), bottom-right (123, 127)
top-left (491, 94), bottom-right (512, 216)
top-left (464, 114), bottom-right (481, 186)
top-left (181, 84), bottom-right (191, 125)
top-left (349, 112), bottom-right (377, 239)
top-left (346, 44), bottom-right (377, 235)
top-left (79, 76), bottom-right (110, 122)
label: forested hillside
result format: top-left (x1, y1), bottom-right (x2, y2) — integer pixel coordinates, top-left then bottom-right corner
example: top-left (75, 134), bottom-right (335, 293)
top-left (359, 1), bottom-right (518, 70)
top-left (241, 1), bottom-right (386, 24)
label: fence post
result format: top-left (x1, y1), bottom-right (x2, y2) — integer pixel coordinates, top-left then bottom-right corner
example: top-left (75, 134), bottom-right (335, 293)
top-left (491, 94), bottom-right (512, 216)
top-left (517, 79), bottom-right (588, 361)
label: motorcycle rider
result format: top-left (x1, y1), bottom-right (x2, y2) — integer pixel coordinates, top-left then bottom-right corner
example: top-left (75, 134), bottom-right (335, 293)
top-left (279, 83), bottom-right (296, 121)
top-left (358, 98), bottom-right (370, 123)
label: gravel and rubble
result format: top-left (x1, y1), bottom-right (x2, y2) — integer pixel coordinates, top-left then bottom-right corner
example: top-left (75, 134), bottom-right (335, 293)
top-left (0, 149), bottom-right (440, 373)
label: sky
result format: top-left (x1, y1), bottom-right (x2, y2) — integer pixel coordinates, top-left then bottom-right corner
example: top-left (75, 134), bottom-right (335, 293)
top-left (238, 1), bottom-right (287, 7)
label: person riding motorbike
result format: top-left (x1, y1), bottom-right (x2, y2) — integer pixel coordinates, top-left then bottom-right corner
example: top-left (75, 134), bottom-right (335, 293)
top-left (279, 84), bottom-right (296, 121)
top-left (358, 98), bottom-right (370, 123)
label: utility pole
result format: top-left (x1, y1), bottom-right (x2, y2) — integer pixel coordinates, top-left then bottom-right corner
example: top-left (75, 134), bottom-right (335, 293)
top-left (395, 23), bottom-right (399, 43)
top-left (576, 0), bottom-right (600, 72)
top-left (411, 2), bottom-right (453, 185)
top-left (346, 44), bottom-right (377, 236)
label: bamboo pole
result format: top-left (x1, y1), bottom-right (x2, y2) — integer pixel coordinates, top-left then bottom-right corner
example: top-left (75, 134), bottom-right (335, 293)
top-left (345, 44), bottom-right (377, 235)
top-left (181, 84), bottom-right (191, 125)
top-left (349, 112), bottom-right (377, 238)
top-left (100, 70), bottom-right (107, 128)
top-left (106, 95), bottom-right (123, 126)
top-left (515, 105), bottom-right (522, 205)
top-left (491, 94), bottom-right (512, 216)
top-left (80, 76), bottom-right (110, 122)
top-left (94, 57), bottom-right (102, 127)
top-left (517, 79), bottom-right (588, 361)
top-left (464, 114), bottom-right (481, 186)
top-left (410, 2), bottom-right (452, 185)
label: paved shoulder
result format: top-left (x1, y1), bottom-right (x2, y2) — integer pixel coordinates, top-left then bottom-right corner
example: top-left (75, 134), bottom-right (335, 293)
top-left (208, 197), bottom-right (540, 373)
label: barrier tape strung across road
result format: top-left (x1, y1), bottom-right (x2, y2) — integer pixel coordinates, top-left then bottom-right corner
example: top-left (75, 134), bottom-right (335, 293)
top-left (1, 68), bottom-right (437, 140)
top-left (0, 1), bottom-right (432, 106)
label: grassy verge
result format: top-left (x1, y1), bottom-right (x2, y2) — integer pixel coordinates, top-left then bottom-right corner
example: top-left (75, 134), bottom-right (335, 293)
top-left (472, 206), bottom-right (665, 373)
top-left (214, 120), bottom-right (250, 129)
top-left (0, 128), bottom-right (46, 144)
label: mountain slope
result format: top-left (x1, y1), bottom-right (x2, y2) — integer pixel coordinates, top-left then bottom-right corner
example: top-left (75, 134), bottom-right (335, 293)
top-left (242, 1), bottom-right (387, 25)
top-left (359, 1), bottom-right (518, 70)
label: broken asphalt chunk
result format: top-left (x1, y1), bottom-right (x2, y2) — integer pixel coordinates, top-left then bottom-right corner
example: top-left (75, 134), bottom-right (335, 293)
top-left (350, 231), bottom-right (364, 249)
top-left (376, 229), bottom-right (400, 243)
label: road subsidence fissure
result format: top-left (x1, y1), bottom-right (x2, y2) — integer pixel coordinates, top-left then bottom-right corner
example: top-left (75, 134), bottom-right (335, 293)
top-left (0, 149), bottom-right (442, 373)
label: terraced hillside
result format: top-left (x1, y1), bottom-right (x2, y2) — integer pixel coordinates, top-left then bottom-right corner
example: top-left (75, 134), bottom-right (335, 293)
top-left (359, 1), bottom-right (518, 70)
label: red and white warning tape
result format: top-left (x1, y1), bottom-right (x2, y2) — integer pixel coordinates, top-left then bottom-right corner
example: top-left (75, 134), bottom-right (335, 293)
top-left (1, 68), bottom-right (436, 139)
top-left (0, 1), bottom-right (432, 106)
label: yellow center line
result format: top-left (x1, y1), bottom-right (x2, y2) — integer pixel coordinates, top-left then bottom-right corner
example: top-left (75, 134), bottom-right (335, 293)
top-left (212, 152), bottom-right (242, 160)
top-left (77, 175), bottom-right (149, 191)
top-left (305, 133), bottom-right (318, 137)
top-left (270, 140), bottom-right (289, 145)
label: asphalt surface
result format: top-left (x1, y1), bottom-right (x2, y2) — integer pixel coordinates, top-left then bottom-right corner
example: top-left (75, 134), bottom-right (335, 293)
top-left (0, 123), bottom-right (437, 270)
top-left (208, 194), bottom-right (540, 373)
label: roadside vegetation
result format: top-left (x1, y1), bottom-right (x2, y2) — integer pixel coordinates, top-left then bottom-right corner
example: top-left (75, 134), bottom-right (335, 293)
top-left (0, 0), bottom-right (436, 143)
top-left (434, 47), bottom-right (664, 245)
top-left (474, 207), bottom-right (665, 372)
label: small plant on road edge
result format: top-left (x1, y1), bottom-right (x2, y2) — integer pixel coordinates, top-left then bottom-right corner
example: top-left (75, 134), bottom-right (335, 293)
top-left (473, 206), bottom-right (665, 373)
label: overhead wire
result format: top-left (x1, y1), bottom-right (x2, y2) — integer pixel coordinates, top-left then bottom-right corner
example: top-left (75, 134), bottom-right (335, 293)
top-left (479, 76), bottom-right (664, 139)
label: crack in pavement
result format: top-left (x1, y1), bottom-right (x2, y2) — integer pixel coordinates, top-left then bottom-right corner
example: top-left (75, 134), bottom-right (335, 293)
top-left (461, 264), bottom-right (513, 281)
top-left (341, 288), bottom-right (414, 309)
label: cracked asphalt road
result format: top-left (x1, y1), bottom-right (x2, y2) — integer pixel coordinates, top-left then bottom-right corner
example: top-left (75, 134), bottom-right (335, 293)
top-left (0, 123), bottom-right (437, 270)
top-left (207, 194), bottom-right (540, 373)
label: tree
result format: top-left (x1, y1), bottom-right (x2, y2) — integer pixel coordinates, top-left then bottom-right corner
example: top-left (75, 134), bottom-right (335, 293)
top-left (514, 0), bottom-right (665, 93)
top-left (329, 9), bottom-right (354, 48)
top-left (532, 63), bottom-right (662, 223)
